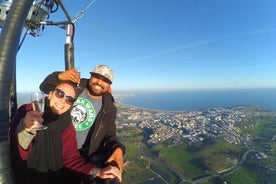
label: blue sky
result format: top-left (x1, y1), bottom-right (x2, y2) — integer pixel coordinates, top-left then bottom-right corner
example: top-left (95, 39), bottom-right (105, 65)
top-left (9, 0), bottom-right (276, 92)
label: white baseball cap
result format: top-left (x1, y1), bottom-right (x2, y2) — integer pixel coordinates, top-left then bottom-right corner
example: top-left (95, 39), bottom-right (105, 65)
top-left (90, 65), bottom-right (114, 84)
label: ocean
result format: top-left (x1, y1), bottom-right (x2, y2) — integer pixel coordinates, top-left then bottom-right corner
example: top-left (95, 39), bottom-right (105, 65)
top-left (120, 89), bottom-right (276, 111)
top-left (17, 89), bottom-right (276, 112)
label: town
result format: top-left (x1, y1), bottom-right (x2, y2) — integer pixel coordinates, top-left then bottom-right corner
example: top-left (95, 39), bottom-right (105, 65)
top-left (114, 95), bottom-right (275, 158)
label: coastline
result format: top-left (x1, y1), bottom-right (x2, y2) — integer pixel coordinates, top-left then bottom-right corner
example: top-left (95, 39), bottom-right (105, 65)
top-left (114, 95), bottom-right (185, 113)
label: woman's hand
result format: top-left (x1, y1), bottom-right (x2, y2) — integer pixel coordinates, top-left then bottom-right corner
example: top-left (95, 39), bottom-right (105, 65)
top-left (96, 165), bottom-right (122, 183)
top-left (23, 111), bottom-right (44, 131)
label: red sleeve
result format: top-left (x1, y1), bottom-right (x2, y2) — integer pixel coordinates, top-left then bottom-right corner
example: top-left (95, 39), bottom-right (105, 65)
top-left (62, 124), bottom-right (97, 175)
top-left (9, 104), bottom-right (33, 167)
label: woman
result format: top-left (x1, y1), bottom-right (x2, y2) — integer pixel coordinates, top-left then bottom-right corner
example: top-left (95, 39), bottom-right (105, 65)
top-left (9, 82), bottom-right (121, 184)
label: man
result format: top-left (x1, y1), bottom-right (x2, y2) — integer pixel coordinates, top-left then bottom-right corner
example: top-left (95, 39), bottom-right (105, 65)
top-left (39, 65), bottom-right (125, 184)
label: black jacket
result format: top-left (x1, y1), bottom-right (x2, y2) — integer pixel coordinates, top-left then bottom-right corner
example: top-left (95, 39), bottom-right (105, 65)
top-left (39, 72), bottom-right (125, 162)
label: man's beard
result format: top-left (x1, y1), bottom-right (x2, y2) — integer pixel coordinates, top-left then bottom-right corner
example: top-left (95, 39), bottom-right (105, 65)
top-left (88, 83), bottom-right (105, 96)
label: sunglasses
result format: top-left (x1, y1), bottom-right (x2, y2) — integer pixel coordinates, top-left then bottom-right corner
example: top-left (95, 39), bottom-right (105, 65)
top-left (54, 88), bottom-right (75, 105)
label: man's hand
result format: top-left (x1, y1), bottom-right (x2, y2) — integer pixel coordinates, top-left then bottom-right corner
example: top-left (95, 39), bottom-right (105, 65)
top-left (58, 68), bottom-right (80, 84)
top-left (106, 148), bottom-right (124, 174)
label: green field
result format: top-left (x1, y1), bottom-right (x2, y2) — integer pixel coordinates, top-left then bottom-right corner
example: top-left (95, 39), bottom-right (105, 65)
top-left (152, 139), bottom-right (244, 179)
top-left (119, 128), bottom-right (247, 183)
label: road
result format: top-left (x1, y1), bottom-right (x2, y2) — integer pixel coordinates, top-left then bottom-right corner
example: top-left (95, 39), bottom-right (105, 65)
top-left (193, 149), bottom-right (253, 184)
top-left (138, 143), bottom-right (187, 184)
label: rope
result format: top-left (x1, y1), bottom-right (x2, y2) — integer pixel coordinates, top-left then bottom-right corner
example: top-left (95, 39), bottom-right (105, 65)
top-left (72, 0), bottom-right (96, 23)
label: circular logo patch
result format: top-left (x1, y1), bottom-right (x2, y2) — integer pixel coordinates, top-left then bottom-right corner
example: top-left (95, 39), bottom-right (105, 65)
top-left (71, 97), bottom-right (96, 131)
